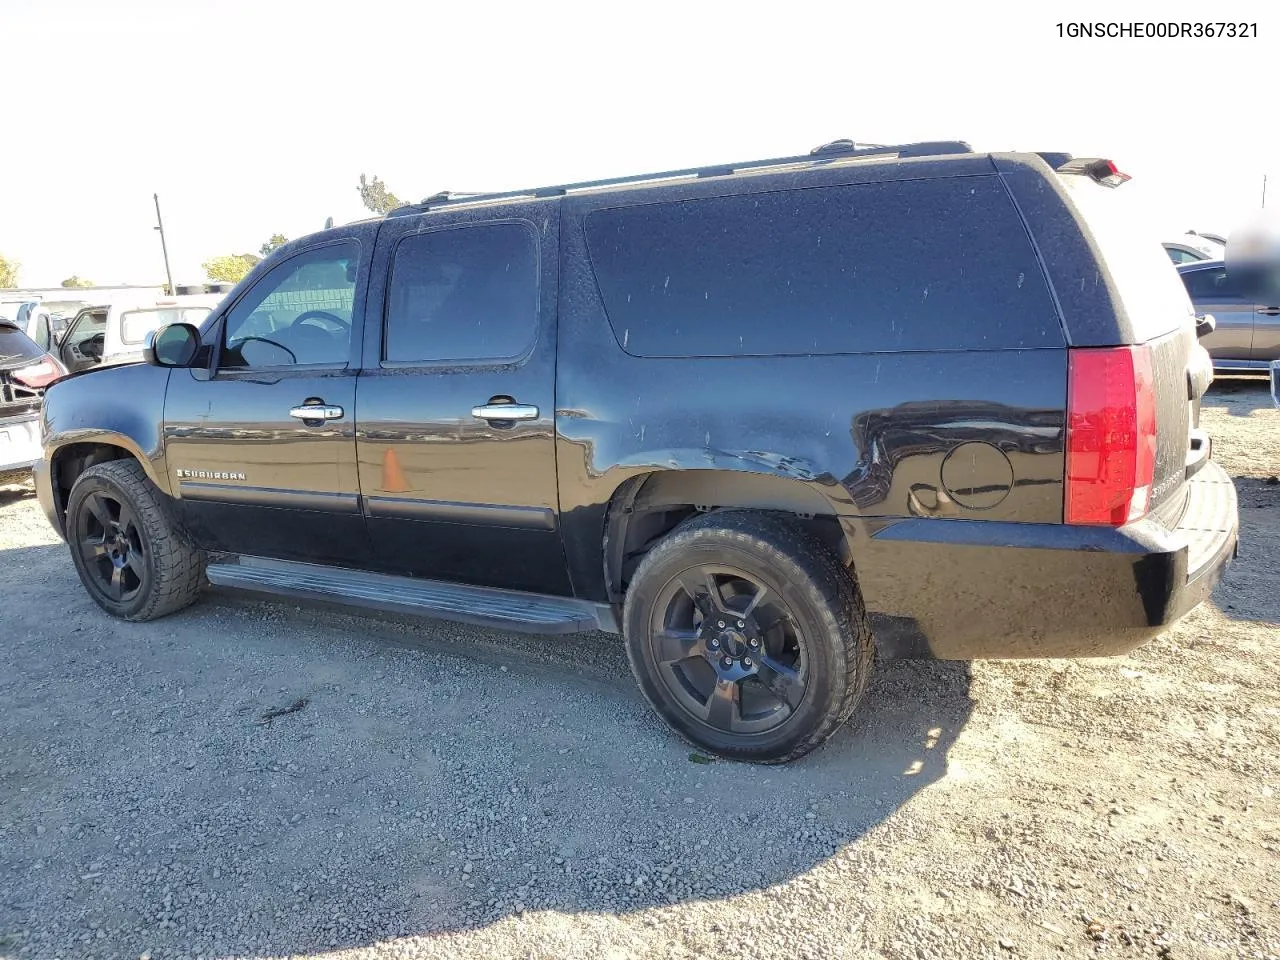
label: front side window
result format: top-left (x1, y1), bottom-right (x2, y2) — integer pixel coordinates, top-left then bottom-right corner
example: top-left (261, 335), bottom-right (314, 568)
top-left (221, 243), bottom-right (358, 369)
top-left (383, 222), bottom-right (538, 363)
top-left (1181, 267), bottom-right (1237, 301)
top-left (65, 310), bottom-right (107, 349)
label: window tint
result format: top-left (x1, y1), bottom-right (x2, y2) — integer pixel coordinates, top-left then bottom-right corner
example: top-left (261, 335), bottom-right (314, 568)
top-left (384, 222), bottom-right (538, 363)
top-left (0, 322), bottom-right (45, 364)
top-left (1180, 266), bottom-right (1238, 300)
top-left (1166, 247), bottom-right (1202, 264)
top-left (584, 177), bottom-right (1062, 357)
top-left (222, 243), bottom-right (358, 368)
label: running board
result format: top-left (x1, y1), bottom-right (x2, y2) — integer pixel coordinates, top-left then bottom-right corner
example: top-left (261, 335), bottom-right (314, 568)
top-left (205, 557), bottom-right (617, 634)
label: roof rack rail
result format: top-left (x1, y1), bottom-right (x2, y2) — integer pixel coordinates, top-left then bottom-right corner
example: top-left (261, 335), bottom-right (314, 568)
top-left (388, 139), bottom-right (974, 217)
top-left (420, 190), bottom-right (487, 204)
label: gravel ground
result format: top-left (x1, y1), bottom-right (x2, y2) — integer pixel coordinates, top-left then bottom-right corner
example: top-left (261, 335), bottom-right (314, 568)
top-left (1, 378), bottom-right (1277, 960)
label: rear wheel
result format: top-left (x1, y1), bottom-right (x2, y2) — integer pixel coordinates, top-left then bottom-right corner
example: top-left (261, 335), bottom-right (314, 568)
top-left (623, 510), bottom-right (873, 763)
top-left (66, 460), bottom-right (206, 621)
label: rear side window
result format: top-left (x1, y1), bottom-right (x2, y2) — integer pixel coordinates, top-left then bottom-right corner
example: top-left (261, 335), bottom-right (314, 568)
top-left (584, 176), bottom-right (1062, 357)
top-left (384, 222), bottom-right (539, 363)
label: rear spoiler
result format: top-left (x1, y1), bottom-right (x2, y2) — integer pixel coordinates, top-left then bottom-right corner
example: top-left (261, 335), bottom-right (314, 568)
top-left (1037, 153), bottom-right (1131, 188)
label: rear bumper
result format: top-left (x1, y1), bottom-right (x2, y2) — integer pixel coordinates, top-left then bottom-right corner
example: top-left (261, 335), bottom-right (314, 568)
top-left (856, 459), bottom-right (1239, 659)
top-left (0, 413), bottom-right (41, 473)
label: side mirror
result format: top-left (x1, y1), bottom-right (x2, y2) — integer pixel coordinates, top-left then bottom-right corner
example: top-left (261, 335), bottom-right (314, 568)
top-left (1195, 313), bottom-right (1217, 338)
top-left (144, 322), bottom-right (201, 368)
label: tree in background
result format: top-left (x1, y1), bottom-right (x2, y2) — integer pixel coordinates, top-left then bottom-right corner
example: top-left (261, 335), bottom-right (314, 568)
top-left (0, 254), bottom-right (19, 287)
top-left (259, 233), bottom-right (288, 257)
top-left (358, 173), bottom-right (401, 214)
top-left (61, 276), bottom-right (94, 288)
top-left (202, 253), bottom-right (261, 284)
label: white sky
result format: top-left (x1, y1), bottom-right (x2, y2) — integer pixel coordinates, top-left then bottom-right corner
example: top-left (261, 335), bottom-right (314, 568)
top-left (2, 0), bottom-right (1276, 287)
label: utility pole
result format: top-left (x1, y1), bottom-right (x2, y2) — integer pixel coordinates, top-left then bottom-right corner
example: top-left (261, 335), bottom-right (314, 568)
top-left (1263, 175), bottom-right (1268, 209)
top-left (153, 193), bottom-right (175, 295)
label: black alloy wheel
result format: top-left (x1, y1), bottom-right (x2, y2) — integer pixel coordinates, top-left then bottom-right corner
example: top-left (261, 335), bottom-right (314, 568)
top-left (65, 459), bottom-right (207, 621)
top-left (75, 489), bottom-right (149, 605)
top-left (649, 563), bottom-right (807, 736)
top-left (623, 510), bottom-right (874, 763)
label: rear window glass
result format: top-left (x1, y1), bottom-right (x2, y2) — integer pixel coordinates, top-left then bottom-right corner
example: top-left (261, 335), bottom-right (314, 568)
top-left (584, 176), bottom-right (1063, 357)
top-left (1059, 176), bottom-right (1195, 340)
top-left (0, 323), bottom-right (45, 365)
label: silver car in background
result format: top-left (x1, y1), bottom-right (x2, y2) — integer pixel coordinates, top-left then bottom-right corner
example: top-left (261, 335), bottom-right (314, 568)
top-left (1177, 259), bottom-right (1280, 374)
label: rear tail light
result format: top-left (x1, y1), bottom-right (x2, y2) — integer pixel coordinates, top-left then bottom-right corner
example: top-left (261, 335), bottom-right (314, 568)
top-left (1065, 345), bottom-right (1157, 526)
top-left (10, 354), bottom-right (65, 389)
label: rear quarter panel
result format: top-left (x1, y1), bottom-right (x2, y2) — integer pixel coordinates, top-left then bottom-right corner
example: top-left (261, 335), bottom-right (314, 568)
top-left (555, 176), bottom-right (1069, 602)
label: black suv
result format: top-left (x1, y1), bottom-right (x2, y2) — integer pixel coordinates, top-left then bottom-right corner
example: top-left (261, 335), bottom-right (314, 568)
top-left (36, 140), bottom-right (1239, 762)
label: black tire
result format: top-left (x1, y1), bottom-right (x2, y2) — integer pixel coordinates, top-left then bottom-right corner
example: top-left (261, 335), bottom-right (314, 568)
top-left (65, 459), bottom-right (207, 621)
top-left (623, 510), bottom-right (874, 763)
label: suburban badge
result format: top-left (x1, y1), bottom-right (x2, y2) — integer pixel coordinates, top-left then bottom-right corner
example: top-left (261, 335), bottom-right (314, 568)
top-left (176, 468), bottom-right (247, 481)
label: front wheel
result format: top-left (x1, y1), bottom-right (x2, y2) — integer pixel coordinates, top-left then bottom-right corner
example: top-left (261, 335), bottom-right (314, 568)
top-left (623, 510), bottom-right (874, 763)
top-left (65, 459), bottom-right (206, 621)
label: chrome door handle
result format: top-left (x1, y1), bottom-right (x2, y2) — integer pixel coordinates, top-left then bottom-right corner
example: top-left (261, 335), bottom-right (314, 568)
top-left (471, 403), bottom-right (539, 421)
top-left (289, 404), bottom-right (344, 421)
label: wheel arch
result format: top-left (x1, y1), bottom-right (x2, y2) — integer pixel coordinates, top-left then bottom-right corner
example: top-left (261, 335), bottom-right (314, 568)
top-left (602, 469), bottom-right (853, 602)
top-left (48, 436), bottom-right (165, 537)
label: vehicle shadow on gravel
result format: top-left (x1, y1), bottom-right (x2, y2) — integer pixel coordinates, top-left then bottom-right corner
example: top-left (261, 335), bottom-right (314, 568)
top-left (1205, 377), bottom-right (1274, 415)
top-left (0, 548), bottom-right (974, 958)
top-left (1216, 476), bottom-right (1280, 626)
top-left (0, 483), bottom-right (35, 506)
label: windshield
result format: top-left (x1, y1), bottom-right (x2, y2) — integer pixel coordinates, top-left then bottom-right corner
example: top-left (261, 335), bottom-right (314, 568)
top-left (119, 307), bottom-right (213, 346)
top-left (1058, 175), bottom-right (1195, 341)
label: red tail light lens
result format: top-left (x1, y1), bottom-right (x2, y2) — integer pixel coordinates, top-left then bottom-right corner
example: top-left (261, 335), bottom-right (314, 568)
top-left (1065, 345), bottom-right (1157, 526)
top-left (10, 354), bottom-right (65, 389)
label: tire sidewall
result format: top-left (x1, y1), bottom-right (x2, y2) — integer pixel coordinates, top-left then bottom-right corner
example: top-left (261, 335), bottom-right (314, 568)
top-left (624, 530), bottom-right (849, 761)
top-left (66, 469), bottom-right (158, 619)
